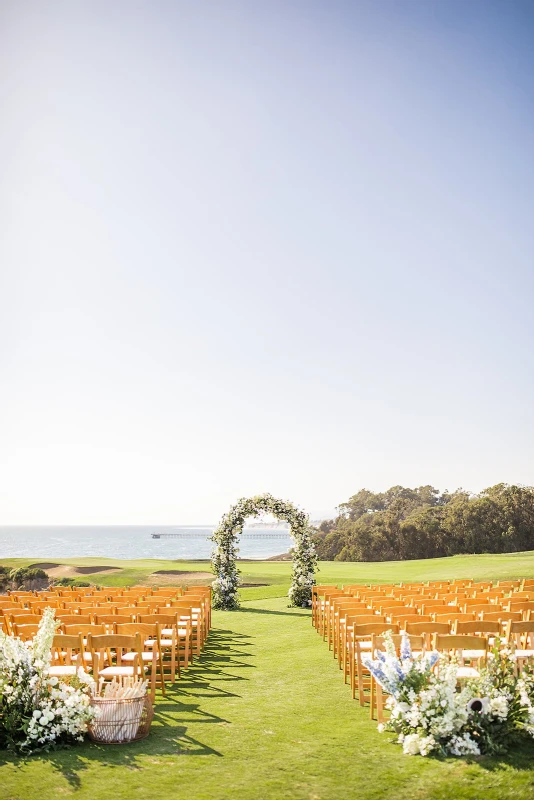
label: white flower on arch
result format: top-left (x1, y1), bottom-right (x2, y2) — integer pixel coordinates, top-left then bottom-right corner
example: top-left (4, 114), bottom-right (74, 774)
top-left (210, 493), bottom-right (318, 610)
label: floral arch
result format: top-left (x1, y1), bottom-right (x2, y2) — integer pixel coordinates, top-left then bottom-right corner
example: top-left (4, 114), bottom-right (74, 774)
top-left (210, 493), bottom-right (318, 610)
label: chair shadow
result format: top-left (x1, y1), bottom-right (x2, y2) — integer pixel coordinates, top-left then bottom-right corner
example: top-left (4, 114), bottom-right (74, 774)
top-left (0, 624), bottom-right (255, 785)
top-left (237, 606), bottom-right (310, 618)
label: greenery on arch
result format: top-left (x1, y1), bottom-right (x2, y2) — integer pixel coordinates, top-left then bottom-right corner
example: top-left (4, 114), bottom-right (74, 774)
top-left (210, 493), bottom-right (318, 610)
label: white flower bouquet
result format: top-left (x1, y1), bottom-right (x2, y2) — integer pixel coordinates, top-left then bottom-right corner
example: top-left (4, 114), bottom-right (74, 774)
top-left (366, 633), bottom-right (534, 757)
top-left (0, 608), bottom-right (96, 753)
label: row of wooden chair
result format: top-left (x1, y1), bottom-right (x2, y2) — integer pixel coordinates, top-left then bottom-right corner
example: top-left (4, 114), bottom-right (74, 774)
top-left (47, 626), bottom-right (170, 701)
top-left (1, 586), bottom-right (212, 659)
top-left (3, 586), bottom-right (186, 599)
top-left (313, 584), bottom-right (534, 657)
top-left (2, 585), bottom-right (213, 702)
top-left (313, 582), bottom-right (534, 718)
top-left (313, 579), bottom-right (534, 622)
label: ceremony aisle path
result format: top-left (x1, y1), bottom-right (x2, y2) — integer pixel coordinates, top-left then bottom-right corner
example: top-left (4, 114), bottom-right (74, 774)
top-left (1, 597), bottom-right (534, 800)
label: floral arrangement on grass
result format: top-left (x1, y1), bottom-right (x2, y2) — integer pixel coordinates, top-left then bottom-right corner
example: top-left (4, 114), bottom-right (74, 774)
top-left (363, 632), bottom-right (534, 757)
top-left (211, 494), bottom-right (317, 610)
top-left (0, 608), bottom-right (96, 753)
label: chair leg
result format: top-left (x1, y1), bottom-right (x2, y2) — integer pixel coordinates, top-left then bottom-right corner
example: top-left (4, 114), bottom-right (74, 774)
top-left (158, 652), bottom-right (166, 696)
top-left (149, 659), bottom-right (157, 703)
top-left (376, 684), bottom-right (384, 724)
top-left (172, 646), bottom-right (178, 681)
top-left (357, 665), bottom-right (366, 707)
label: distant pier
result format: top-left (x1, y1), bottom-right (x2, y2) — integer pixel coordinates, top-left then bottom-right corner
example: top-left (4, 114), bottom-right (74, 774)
top-left (151, 532), bottom-right (290, 540)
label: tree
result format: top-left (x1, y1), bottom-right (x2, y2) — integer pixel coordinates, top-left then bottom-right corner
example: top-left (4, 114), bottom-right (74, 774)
top-left (312, 484), bottom-right (534, 563)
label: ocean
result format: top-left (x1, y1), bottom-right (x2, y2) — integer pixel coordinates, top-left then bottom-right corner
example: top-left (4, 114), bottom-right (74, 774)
top-left (0, 526), bottom-right (292, 561)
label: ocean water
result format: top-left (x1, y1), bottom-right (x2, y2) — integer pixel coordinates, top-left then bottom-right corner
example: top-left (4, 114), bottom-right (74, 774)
top-left (0, 526), bottom-right (293, 561)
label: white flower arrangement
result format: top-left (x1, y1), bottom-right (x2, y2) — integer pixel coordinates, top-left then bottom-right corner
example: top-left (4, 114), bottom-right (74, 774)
top-left (210, 494), bottom-right (317, 609)
top-left (0, 608), bottom-right (96, 753)
top-left (366, 632), bottom-right (534, 757)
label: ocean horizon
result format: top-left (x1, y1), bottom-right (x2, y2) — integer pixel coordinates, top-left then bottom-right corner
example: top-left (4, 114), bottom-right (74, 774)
top-left (0, 526), bottom-right (293, 561)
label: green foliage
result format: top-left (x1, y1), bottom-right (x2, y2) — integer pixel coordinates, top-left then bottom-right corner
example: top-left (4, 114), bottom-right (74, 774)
top-left (52, 577), bottom-right (92, 588)
top-left (0, 566), bottom-right (49, 592)
top-left (313, 483), bottom-right (534, 562)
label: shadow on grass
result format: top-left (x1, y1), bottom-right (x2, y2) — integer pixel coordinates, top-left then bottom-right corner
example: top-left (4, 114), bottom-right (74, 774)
top-left (423, 738), bottom-right (534, 772)
top-left (469, 739), bottom-right (534, 771)
top-left (0, 625), bottom-right (255, 785)
top-left (237, 607), bottom-right (310, 618)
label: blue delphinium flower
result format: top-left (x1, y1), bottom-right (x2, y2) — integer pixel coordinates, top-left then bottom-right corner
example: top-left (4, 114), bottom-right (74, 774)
top-left (400, 632), bottom-right (412, 661)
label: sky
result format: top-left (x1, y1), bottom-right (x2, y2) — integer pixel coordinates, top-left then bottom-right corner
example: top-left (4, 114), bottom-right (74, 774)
top-left (1, 0), bottom-right (533, 525)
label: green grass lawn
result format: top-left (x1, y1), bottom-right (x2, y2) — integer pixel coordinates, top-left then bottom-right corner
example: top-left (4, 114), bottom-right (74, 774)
top-left (4, 553), bottom-right (534, 799)
top-left (3, 550), bottom-right (534, 600)
top-left (2, 595), bottom-right (534, 800)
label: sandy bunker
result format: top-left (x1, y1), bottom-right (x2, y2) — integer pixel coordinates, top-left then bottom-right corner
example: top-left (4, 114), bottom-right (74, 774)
top-left (31, 563), bottom-right (121, 577)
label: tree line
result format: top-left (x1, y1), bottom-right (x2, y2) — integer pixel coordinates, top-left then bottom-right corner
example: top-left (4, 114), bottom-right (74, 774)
top-left (311, 484), bottom-right (534, 562)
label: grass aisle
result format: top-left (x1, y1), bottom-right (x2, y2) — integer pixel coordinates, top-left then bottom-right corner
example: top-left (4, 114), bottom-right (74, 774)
top-left (2, 597), bottom-right (534, 800)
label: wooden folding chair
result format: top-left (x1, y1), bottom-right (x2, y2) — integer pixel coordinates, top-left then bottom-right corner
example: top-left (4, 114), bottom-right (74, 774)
top-left (186, 588), bottom-right (212, 630)
top-left (4, 611), bottom-right (40, 635)
top-left (0, 603), bottom-right (23, 619)
top-left (49, 634), bottom-right (85, 678)
top-left (114, 606), bottom-right (142, 619)
top-left (389, 614), bottom-right (432, 629)
top-left (379, 605), bottom-right (413, 619)
top-left (138, 614), bottom-right (182, 680)
top-left (94, 614), bottom-right (133, 630)
top-left (168, 601), bottom-right (204, 657)
top-left (434, 612), bottom-right (476, 625)
top-left (341, 615), bottom-right (385, 681)
top-left (64, 623), bottom-right (106, 668)
top-left (333, 602), bottom-right (369, 661)
top-left (405, 621), bottom-right (450, 648)
top-left (56, 613), bottom-right (94, 627)
top-left (88, 633), bottom-right (156, 702)
top-left (116, 623), bottom-right (166, 697)
top-left (436, 593), bottom-right (467, 603)
top-left (461, 603), bottom-right (502, 617)
top-left (312, 586), bottom-right (338, 629)
top-left (433, 634), bottom-right (488, 678)
top-left (421, 602), bottom-right (447, 615)
top-left (507, 600), bottom-right (534, 619)
top-left (455, 620), bottom-right (500, 649)
top-left (350, 623), bottom-right (399, 704)
top-left (481, 610), bottom-right (522, 633)
top-left (28, 601), bottom-right (61, 613)
top-left (315, 591), bottom-right (346, 638)
top-left (506, 621), bottom-right (534, 668)
top-left (12, 623), bottom-right (40, 640)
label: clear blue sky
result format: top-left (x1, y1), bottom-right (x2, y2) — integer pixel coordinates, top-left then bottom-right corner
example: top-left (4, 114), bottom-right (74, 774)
top-left (1, 0), bottom-right (533, 524)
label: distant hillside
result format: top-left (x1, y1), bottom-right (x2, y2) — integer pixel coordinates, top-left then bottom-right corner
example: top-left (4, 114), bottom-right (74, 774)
top-left (312, 483), bottom-right (534, 562)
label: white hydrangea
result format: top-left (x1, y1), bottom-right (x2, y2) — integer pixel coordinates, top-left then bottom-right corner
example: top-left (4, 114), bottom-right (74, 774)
top-left (0, 609), bottom-right (96, 753)
top-left (448, 733), bottom-right (481, 756)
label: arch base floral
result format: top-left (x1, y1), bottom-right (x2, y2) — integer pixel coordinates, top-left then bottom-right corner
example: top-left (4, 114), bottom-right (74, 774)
top-left (211, 494), bottom-right (317, 610)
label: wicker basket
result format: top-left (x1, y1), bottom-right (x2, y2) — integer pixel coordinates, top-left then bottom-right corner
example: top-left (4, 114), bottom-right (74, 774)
top-left (88, 694), bottom-right (154, 744)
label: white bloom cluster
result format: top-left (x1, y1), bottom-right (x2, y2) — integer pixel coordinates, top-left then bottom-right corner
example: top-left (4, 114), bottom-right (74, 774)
top-left (373, 640), bottom-right (534, 758)
top-left (0, 608), bottom-right (96, 753)
top-left (25, 670), bottom-right (96, 747)
top-left (488, 695), bottom-right (509, 721)
top-left (448, 732), bottom-right (481, 756)
top-left (385, 662), bottom-right (471, 756)
top-left (399, 732), bottom-right (437, 756)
